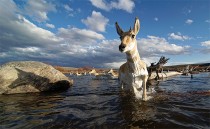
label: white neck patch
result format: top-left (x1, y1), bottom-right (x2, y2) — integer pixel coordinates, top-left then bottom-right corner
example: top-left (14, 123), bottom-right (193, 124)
top-left (124, 41), bottom-right (136, 52)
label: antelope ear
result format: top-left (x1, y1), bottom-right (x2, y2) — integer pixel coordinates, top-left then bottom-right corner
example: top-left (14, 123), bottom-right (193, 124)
top-left (133, 17), bottom-right (140, 35)
top-left (115, 22), bottom-right (124, 36)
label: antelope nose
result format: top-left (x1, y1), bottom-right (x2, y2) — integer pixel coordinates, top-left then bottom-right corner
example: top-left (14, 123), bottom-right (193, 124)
top-left (119, 44), bottom-right (125, 52)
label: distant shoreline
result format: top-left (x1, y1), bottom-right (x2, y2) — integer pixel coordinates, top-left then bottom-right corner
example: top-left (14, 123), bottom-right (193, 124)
top-left (53, 63), bottom-right (210, 73)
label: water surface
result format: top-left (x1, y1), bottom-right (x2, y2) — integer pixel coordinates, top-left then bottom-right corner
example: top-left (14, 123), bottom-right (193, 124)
top-left (0, 73), bottom-right (210, 129)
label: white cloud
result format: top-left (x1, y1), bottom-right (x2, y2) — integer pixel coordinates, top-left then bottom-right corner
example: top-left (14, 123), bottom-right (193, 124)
top-left (0, 52), bottom-right (8, 58)
top-left (110, 0), bottom-right (135, 13)
top-left (64, 4), bottom-right (73, 12)
top-left (13, 47), bottom-right (41, 53)
top-left (57, 27), bottom-right (105, 45)
top-left (185, 19), bottom-right (193, 25)
top-left (24, 0), bottom-right (56, 22)
top-left (168, 32), bottom-right (191, 41)
top-left (0, 0), bottom-right (20, 19)
top-left (46, 23), bottom-right (55, 28)
top-left (154, 17), bottom-right (158, 21)
top-left (201, 40), bottom-right (210, 48)
top-left (63, 4), bottom-right (74, 16)
top-left (0, 13), bottom-right (61, 48)
top-left (89, 0), bottom-right (110, 11)
top-left (104, 61), bottom-right (124, 68)
top-left (138, 36), bottom-right (190, 57)
top-left (82, 11), bottom-right (109, 32)
top-left (200, 40), bottom-right (210, 53)
top-left (15, 15), bottom-right (61, 42)
top-left (89, 0), bottom-right (135, 13)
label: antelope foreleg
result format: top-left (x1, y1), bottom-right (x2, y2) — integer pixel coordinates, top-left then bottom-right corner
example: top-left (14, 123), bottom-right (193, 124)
top-left (142, 75), bottom-right (148, 101)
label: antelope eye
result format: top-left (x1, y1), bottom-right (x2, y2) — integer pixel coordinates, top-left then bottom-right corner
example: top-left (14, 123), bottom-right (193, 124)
top-left (131, 34), bottom-right (135, 38)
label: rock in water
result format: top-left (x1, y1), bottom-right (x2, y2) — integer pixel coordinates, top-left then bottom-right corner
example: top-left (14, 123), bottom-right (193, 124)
top-left (0, 61), bottom-right (73, 94)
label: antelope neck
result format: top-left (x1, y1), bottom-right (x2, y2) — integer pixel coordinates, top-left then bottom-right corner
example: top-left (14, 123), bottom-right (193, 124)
top-left (126, 46), bottom-right (141, 72)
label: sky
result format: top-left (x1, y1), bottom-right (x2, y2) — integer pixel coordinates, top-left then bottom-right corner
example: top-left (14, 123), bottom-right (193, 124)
top-left (0, 0), bottom-right (210, 68)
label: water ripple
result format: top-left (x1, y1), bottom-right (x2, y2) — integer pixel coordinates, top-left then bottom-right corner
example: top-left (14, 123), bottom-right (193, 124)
top-left (0, 73), bottom-right (210, 129)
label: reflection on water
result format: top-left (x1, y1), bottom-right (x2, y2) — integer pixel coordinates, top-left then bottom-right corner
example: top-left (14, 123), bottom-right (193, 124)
top-left (0, 73), bottom-right (210, 129)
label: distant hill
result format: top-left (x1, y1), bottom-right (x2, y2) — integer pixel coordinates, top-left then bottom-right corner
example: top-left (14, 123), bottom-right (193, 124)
top-left (163, 63), bottom-right (210, 71)
top-left (164, 63), bottom-right (210, 68)
top-left (61, 67), bottom-right (78, 70)
top-left (53, 63), bottom-right (210, 73)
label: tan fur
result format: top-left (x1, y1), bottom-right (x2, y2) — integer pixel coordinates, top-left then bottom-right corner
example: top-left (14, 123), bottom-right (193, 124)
top-left (115, 17), bottom-right (149, 101)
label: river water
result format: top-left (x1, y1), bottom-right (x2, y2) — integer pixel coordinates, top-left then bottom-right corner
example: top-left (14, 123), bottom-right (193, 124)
top-left (0, 73), bottom-right (210, 129)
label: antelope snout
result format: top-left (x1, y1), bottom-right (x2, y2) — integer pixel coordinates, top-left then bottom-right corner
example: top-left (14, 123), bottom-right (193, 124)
top-left (119, 44), bottom-right (125, 52)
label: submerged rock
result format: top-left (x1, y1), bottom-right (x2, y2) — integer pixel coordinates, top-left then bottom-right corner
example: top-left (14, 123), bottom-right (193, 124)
top-left (0, 61), bottom-right (73, 94)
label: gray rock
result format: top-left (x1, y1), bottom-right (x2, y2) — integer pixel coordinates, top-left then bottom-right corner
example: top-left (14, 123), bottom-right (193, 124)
top-left (0, 61), bottom-right (73, 94)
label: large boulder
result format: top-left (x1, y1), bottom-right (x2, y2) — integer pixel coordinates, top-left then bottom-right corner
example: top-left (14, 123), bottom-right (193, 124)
top-left (0, 61), bottom-right (73, 94)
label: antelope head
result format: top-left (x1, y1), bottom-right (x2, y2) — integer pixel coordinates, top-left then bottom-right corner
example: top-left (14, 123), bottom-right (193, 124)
top-left (115, 17), bottom-right (140, 53)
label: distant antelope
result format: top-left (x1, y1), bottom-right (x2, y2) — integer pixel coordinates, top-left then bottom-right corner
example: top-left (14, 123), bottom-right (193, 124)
top-left (107, 68), bottom-right (118, 76)
top-left (148, 56), bottom-right (169, 80)
top-left (88, 69), bottom-right (99, 76)
top-left (115, 17), bottom-right (150, 101)
top-left (75, 71), bottom-right (82, 76)
top-left (107, 68), bottom-right (118, 79)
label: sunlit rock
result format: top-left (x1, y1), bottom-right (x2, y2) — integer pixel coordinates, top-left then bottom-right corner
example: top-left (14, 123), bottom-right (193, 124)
top-left (0, 61), bottom-right (73, 94)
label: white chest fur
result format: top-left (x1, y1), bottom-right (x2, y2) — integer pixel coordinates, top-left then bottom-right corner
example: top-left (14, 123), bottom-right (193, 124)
top-left (120, 62), bottom-right (148, 87)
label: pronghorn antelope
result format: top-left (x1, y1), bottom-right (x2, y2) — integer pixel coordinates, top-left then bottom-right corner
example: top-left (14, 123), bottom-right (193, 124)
top-left (115, 17), bottom-right (150, 101)
top-left (148, 56), bottom-right (170, 80)
top-left (107, 68), bottom-right (118, 79)
top-left (88, 69), bottom-right (99, 76)
top-left (75, 71), bottom-right (82, 76)
top-left (107, 68), bottom-right (118, 76)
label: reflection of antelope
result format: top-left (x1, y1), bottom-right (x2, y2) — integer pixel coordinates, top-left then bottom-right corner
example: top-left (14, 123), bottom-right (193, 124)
top-left (115, 17), bottom-right (149, 101)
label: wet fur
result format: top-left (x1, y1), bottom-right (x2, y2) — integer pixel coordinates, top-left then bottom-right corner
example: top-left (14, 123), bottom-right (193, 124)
top-left (116, 17), bottom-right (149, 101)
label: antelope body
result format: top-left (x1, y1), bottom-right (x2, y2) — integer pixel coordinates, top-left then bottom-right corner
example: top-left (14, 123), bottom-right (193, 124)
top-left (115, 17), bottom-right (149, 101)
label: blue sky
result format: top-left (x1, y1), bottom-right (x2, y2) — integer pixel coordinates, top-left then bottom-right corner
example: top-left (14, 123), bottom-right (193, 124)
top-left (0, 0), bottom-right (209, 68)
